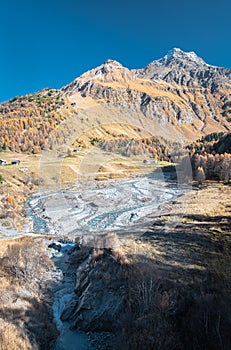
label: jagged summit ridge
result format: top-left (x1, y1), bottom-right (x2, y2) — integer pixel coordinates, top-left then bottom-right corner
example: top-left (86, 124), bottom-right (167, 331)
top-left (62, 58), bottom-right (133, 95)
top-left (103, 59), bottom-right (123, 67)
top-left (163, 48), bottom-right (207, 66)
top-left (1, 48), bottom-right (231, 152)
top-left (136, 48), bottom-right (231, 88)
top-left (60, 47), bottom-right (231, 142)
top-left (75, 58), bottom-right (127, 79)
top-left (63, 48), bottom-right (231, 96)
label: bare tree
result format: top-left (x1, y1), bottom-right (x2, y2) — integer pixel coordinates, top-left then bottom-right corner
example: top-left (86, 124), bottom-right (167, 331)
top-left (195, 166), bottom-right (206, 186)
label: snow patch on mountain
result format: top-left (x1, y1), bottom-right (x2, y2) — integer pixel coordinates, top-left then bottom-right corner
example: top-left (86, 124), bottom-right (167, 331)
top-left (164, 48), bottom-right (208, 66)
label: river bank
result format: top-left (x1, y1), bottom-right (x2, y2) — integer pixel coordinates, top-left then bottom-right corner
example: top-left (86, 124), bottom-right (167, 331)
top-left (56, 181), bottom-right (231, 350)
top-left (0, 173), bottom-right (182, 349)
top-left (0, 180), bottom-right (231, 349)
top-left (0, 149), bottom-right (170, 233)
top-left (24, 174), bottom-right (182, 349)
top-left (25, 174), bottom-right (182, 240)
top-left (49, 242), bottom-right (94, 350)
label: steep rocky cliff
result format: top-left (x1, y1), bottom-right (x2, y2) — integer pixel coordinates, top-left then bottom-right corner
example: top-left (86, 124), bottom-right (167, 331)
top-left (62, 48), bottom-right (231, 142)
top-left (60, 247), bottom-right (127, 334)
top-left (1, 49), bottom-right (231, 152)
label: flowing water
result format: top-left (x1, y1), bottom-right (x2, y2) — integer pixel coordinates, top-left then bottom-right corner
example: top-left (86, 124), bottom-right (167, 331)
top-left (51, 245), bottom-right (93, 350)
top-left (25, 175), bottom-right (181, 350)
top-left (26, 175), bottom-right (181, 238)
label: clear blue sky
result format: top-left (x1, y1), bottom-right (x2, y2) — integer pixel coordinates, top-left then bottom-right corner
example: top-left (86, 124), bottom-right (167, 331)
top-left (1, 0), bottom-right (230, 102)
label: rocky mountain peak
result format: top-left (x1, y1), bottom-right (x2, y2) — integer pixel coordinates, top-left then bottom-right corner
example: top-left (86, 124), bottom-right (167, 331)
top-left (77, 59), bottom-right (127, 80)
top-left (62, 59), bottom-right (133, 95)
top-left (2, 48), bottom-right (231, 152)
top-left (97, 59), bottom-right (129, 76)
top-left (62, 49), bottom-right (231, 122)
top-left (103, 59), bottom-right (124, 67)
top-left (136, 48), bottom-right (231, 89)
top-left (163, 48), bottom-right (207, 66)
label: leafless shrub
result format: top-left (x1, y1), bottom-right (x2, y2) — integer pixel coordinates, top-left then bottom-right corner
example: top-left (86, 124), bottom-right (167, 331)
top-left (0, 321), bottom-right (32, 350)
top-left (0, 238), bottom-right (53, 285)
top-left (0, 237), bottom-right (58, 350)
top-left (120, 253), bottom-right (231, 350)
top-left (120, 261), bottom-right (178, 350)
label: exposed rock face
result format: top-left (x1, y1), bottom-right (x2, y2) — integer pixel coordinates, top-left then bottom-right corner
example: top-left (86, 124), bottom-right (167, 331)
top-left (136, 48), bottom-right (231, 89)
top-left (57, 219), bottom-right (231, 350)
top-left (60, 247), bottom-right (127, 333)
top-left (1, 49), bottom-right (231, 151)
top-left (63, 59), bottom-right (134, 91)
top-left (62, 48), bottom-right (231, 141)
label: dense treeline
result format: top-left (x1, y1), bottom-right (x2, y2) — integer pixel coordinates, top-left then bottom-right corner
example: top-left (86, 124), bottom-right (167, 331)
top-left (188, 133), bottom-right (231, 183)
top-left (187, 132), bottom-right (231, 155)
top-left (191, 153), bottom-right (231, 183)
top-left (222, 100), bottom-right (231, 121)
top-left (99, 136), bottom-right (176, 161)
top-left (0, 89), bottom-right (71, 153)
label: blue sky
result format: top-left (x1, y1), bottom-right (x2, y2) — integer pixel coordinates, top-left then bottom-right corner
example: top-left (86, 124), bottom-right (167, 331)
top-left (0, 0), bottom-right (230, 102)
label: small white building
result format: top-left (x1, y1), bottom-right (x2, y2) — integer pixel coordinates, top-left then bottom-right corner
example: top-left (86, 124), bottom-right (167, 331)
top-left (143, 159), bottom-right (159, 165)
top-left (0, 159), bottom-right (7, 166)
top-left (11, 160), bottom-right (20, 166)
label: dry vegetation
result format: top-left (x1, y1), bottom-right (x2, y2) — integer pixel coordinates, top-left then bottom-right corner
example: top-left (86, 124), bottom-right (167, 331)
top-left (0, 163), bottom-right (41, 230)
top-left (187, 133), bottom-right (231, 183)
top-left (0, 147), bottom-right (165, 230)
top-left (117, 183), bottom-right (231, 350)
top-left (0, 237), bottom-right (58, 350)
top-left (98, 135), bottom-right (173, 160)
top-left (64, 183), bottom-right (231, 350)
top-left (0, 89), bottom-right (71, 153)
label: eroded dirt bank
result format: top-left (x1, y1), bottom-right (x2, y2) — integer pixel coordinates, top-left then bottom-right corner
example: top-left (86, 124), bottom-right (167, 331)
top-left (0, 182), bottom-right (231, 350)
top-left (58, 183), bottom-right (231, 350)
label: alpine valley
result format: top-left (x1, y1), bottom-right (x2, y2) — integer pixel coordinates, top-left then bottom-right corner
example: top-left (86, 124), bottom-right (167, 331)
top-left (1, 48), bottom-right (231, 154)
top-left (0, 49), bottom-right (231, 350)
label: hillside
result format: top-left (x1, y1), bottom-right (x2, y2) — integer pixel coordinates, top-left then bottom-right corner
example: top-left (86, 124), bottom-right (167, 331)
top-left (1, 50), bottom-right (231, 350)
top-left (1, 50), bottom-right (231, 229)
top-left (0, 48), bottom-right (231, 156)
top-left (187, 132), bottom-right (231, 155)
top-left (186, 132), bottom-right (231, 182)
top-left (63, 48), bottom-right (231, 142)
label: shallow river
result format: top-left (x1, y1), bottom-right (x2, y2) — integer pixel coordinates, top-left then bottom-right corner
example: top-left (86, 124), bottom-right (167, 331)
top-left (26, 174), bottom-right (181, 239)
top-left (26, 174), bottom-right (181, 350)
